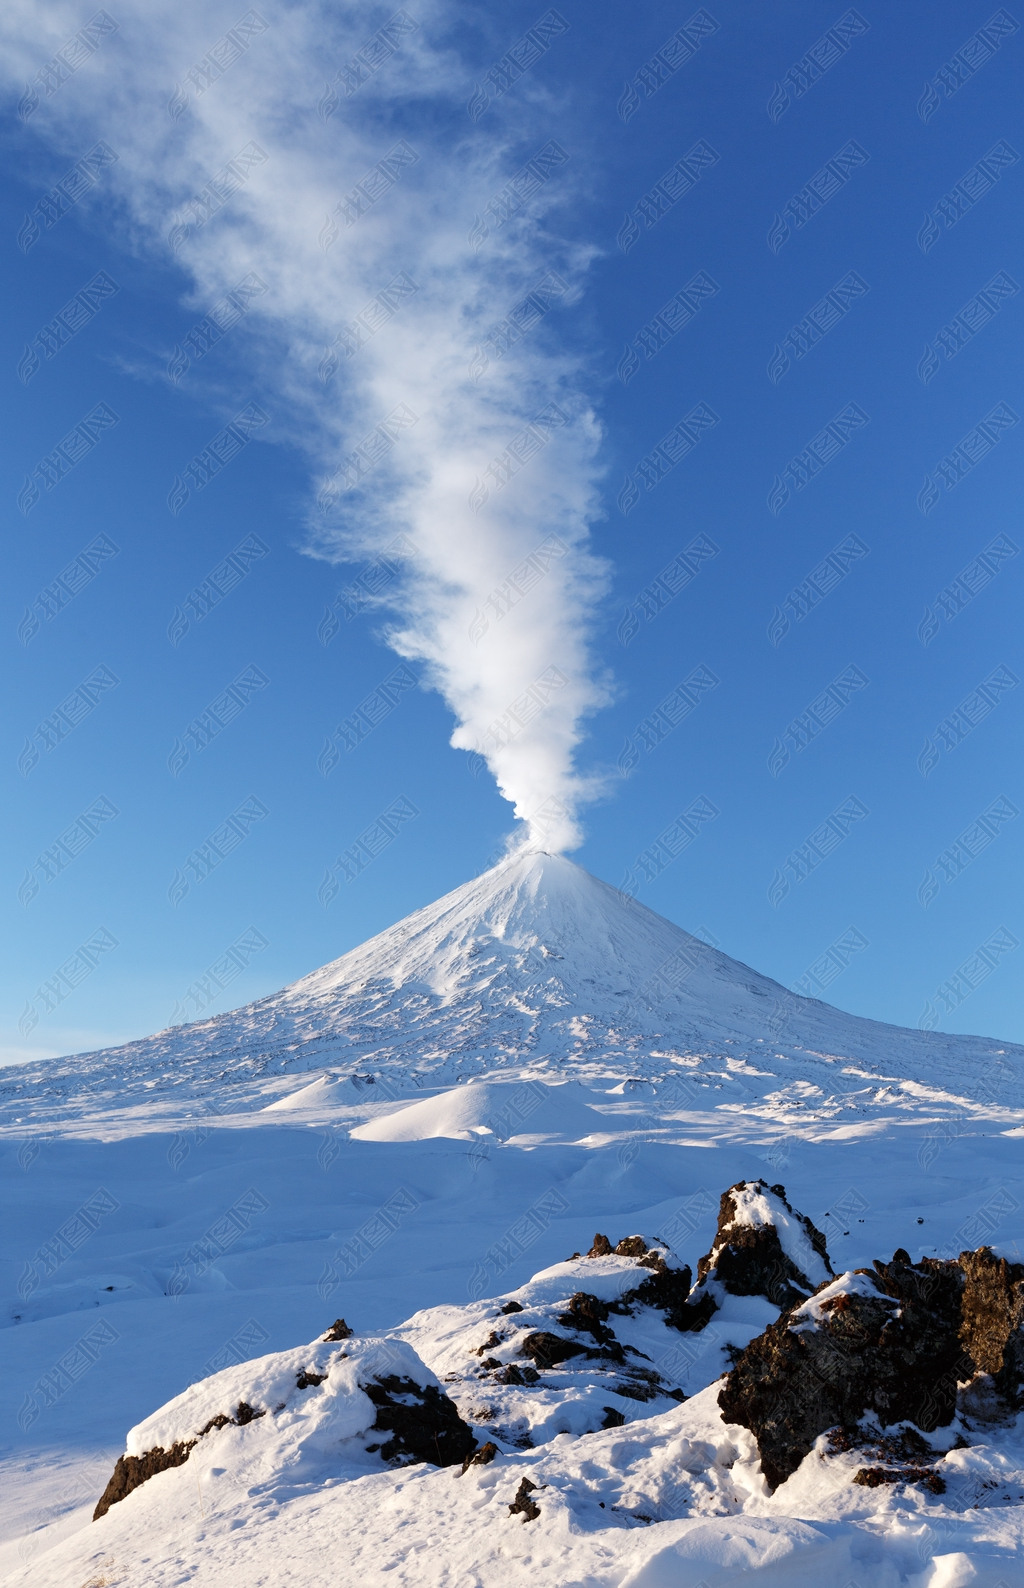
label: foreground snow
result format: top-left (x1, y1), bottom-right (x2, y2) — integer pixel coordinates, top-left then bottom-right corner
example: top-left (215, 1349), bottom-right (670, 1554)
top-left (2, 853), bottom-right (1022, 1584)
top-left (6, 1241), bottom-right (1024, 1588)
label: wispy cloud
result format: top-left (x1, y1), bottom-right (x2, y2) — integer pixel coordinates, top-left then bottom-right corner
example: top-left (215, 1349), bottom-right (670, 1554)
top-left (2, 0), bottom-right (608, 849)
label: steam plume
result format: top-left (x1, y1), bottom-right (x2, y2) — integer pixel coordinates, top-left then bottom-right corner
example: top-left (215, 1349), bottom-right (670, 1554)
top-left (2, 0), bottom-right (608, 850)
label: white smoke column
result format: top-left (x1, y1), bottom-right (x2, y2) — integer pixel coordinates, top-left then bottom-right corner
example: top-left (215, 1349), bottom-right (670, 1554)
top-left (2, 0), bottom-right (609, 850)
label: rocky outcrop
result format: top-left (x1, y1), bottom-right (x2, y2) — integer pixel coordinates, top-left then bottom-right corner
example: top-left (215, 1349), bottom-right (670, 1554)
top-left (363, 1374), bottom-right (476, 1467)
top-left (695, 1181), bottom-right (833, 1310)
top-left (94, 1442), bottom-right (194, 1522)
top-left (720, 1239), bottom-right (1024, 1491)
top-left (520, 1331), bottom-right (590, 1369)
top-left (719, 1252), bottom-right (966, 1489)
top-left (582, 1231), bottom-right (711, 1332)
top-left (508, 1477), bottom-right (541, 1521)
top-left (556, 1291), bottom-right (620, 1347)
top-left (461, 1439), bottom-right (497, 1473)
top-left (959, 1247), bottom-right (1024, 1405)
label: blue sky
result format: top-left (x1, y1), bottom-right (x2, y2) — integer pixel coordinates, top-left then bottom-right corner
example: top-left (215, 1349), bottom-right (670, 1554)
top-left (2, 0), bottom-right (1022, 1062)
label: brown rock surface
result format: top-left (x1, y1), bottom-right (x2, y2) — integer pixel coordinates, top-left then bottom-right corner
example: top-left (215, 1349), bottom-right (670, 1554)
top-left (696, 1181), bottom-right (833, 1310)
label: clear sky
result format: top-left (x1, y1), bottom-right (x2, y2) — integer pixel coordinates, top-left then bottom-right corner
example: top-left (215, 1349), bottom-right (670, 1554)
top-left (2, 0), bottom-right (1021, 1063)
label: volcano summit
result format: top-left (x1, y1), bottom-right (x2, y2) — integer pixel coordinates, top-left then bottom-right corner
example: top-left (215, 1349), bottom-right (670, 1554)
top-left (2, 850), bottom-right (1020, 1133)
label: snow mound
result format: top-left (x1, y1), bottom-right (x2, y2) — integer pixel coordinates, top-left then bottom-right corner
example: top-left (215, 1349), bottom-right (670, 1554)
top-left (619, 1515), bottom-right (856, 1588)
top-left (350, 1078), bottom-right (608, 1143)
top-left (94, 1332), bottom-right (474, 1521)
top-left (262, 1072), bottom-right (379, 1111)
top-left (125, 1334), bottom-right (397, 1457)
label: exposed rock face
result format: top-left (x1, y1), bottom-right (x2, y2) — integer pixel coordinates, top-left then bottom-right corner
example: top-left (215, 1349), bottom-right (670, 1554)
top-left (556, 1291), bottom-right (619, 1347)
top-left (696, 1181), bottom-right (833, 1310)
top-left (623, 1262), bottom-right (714, 1333)
top-left (93, 1401), bottom-right (266, 1520)
top-left (461, 1439), bottom-right (497, 1473)
top-left (363, 1374), bottom-right (476, 1467)
top-left (853, 1464), bottom-right (945, 1494)
top-left (959, 1247), bottom-right (1024, 1404)
top-left (583, 1231), bottom-right (710, 1333)
top-left (94, 1442), bottom-right (194, 1521)
top-left (520, 1331), bottom-right (589, 1369)
top-left (719, 1242), bottom-right (1024, 1491)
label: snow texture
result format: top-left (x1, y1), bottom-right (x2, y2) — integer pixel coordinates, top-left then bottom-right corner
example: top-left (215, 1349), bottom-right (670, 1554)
top-left (2, 853), bottom-right (1024, 1585)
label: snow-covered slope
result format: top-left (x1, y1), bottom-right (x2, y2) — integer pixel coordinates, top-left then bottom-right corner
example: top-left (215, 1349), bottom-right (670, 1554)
top-left (8, 1201), bottom-right (1024, 1588)
top-left (3, 852), bottom-right (1024, 1585)
top-left (2, 850), bottom-right (1021, 1130)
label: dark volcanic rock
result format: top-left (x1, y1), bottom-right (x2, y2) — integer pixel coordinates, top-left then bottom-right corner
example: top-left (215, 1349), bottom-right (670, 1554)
top-left (720, 1252), bottom-right (970, 1490)
top-left (557, 1291), bottom-right (619, 1346)
top-left (614, 1235), bottom-right (649, 1258)
top-left (959, 1247), bottom-right (1024, 1406)
top-left (580, 1228), bottom-right (711, 1334)
top-left (94, 1442), bottom-right (195, 1521)
top-left (461, 1439), bottom-right (498, 1473)
top-left (363, 1374), bottom-right (476, 1467)
top-left (696, 1181), bottom-right (833, 1310)
top-left (508, 1476), bottom-right (541, 1521)
top-left (93, 1401), bottom-right (266, 1520)
top-left (853, 1465), bottom-right (945, 1494)
top-left (520, 1331), bottom-right (589, 1369)
top-left (622, 1261), bottom-right (715, 1334)
top-left (494, 1362), bottom-right (540, 1386)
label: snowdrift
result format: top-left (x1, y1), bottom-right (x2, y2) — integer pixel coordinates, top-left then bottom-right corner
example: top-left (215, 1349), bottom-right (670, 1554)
top-left (350, 1078), bottom-right (609, 1143)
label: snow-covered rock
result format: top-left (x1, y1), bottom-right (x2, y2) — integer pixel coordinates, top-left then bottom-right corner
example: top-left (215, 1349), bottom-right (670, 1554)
top-left (694, 1180), bottom-right (834, 1311)
top-left (93, 1330), bottom-right (475, 1521)
top-left (720, 1235), bottom-right (1024, 1492)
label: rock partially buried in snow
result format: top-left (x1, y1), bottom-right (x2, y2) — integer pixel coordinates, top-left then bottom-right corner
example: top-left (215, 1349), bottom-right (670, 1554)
top-left (93, 1335), bottom-right (474, 1520)
top-left (350, 1078), bottom-right (608, 1143)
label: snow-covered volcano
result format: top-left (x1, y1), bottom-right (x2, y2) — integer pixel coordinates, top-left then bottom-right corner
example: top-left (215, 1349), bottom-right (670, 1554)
top-left (4, 850), bottom-right (1020, 1127)
top-left (4, 857), bottom-right (1024, 1586)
